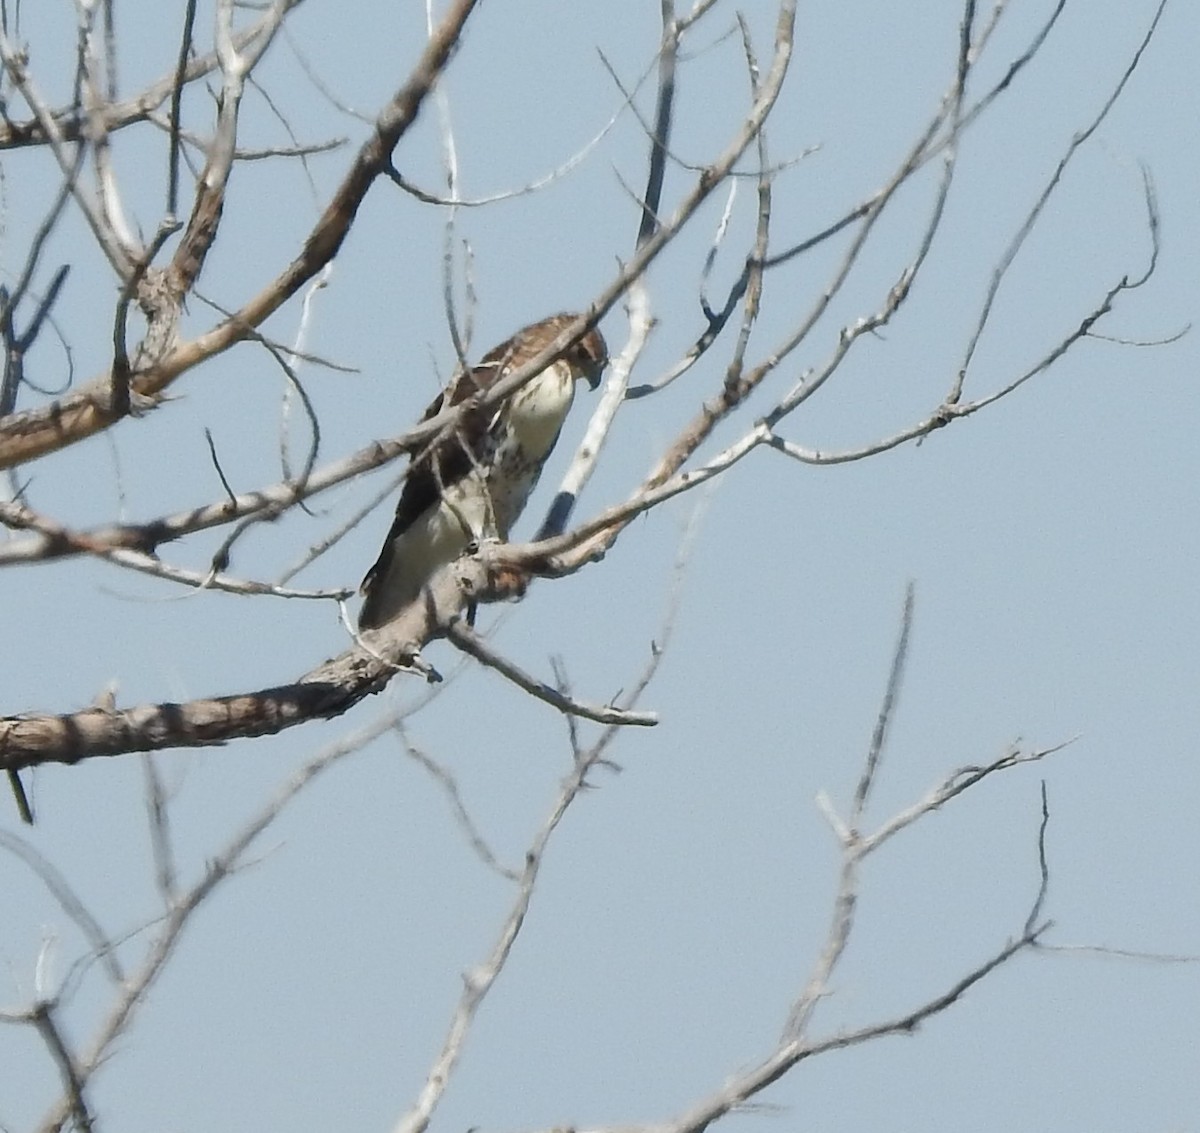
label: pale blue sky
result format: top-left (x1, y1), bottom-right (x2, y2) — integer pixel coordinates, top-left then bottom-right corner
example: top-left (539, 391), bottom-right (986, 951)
top-left (2, 2), bottom-right (1198, 1130)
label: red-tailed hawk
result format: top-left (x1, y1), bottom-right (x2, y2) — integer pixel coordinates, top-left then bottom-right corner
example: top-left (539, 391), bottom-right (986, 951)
top-left (359, 313), bottom-right (608, 629)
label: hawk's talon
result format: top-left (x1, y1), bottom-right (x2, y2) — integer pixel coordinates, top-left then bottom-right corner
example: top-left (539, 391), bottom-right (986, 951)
top-left (405, 650), bottom-right (443, 684)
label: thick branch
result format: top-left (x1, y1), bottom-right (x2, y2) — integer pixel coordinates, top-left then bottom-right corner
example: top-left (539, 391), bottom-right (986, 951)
top-left (0, 552), bottom-right (481, 774)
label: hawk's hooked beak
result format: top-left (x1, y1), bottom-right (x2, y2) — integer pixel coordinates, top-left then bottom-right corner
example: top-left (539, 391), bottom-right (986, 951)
top-left (575, 325), bottom-right (609, 391)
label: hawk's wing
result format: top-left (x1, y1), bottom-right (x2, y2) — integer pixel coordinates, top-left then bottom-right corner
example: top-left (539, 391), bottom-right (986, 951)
top-left (359, 352), bottom-right (505, 601)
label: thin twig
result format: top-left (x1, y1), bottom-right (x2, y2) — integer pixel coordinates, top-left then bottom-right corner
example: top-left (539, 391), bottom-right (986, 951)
top-left (0, 831), bottom-right (123, 983)
top-left (851, 584), bottom-right (914, 823)
top-left (446, 621), bottom-right (657, 727)
top-left (396, 725), bottom-right (518, 881)
top-left (32, 1002), bottom-right (94, 1133)
top-left (167, 0), bottom-right (198, 219)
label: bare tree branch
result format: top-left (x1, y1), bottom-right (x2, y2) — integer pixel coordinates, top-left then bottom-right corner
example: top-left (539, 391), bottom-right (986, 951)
top-left (396, 725), bottom-right (519, 881)
top-left (392, 536), bottom-right (682, 1133)
top-left (446, 621), bottom-right (658, 727)
top-left (0, 7), bottom-right (298, 150)
top-left (0, 550), bottom-right (474, 774)
top-left (31, 1002), bottom-right (94, 1133)
top-left (0, 830), bottom-right (123, 983)
top-left (0, 0), bottom-right (485, 468)
top-left (29, 708), bottom-right (393, 1133)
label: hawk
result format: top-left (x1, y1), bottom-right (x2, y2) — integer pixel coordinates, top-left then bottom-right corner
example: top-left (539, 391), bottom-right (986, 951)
top-left (359, 313), bottom-right (608, 630)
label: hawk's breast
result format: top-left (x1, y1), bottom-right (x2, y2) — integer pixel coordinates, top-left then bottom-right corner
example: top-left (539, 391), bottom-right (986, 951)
top-left (486, 360), bottom-right (577, 534)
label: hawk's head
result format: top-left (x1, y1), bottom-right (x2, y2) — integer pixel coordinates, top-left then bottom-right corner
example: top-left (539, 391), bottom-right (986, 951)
top-left (504, 313), bottom-right (609, 391)
top-left (568, 325), bottom-right (609, 391)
